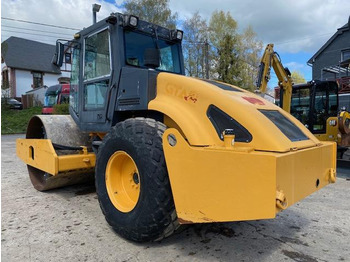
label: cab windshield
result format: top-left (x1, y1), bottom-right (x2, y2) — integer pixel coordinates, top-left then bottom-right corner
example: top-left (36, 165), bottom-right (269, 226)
top-left (44, 94), bottom-right (58, 107)
top-left (291, 87), bottom-right (310, 125)
top-left (124, 31), bottom-right (181, 73)
top-left (290, 82), bottom-right (338, 133)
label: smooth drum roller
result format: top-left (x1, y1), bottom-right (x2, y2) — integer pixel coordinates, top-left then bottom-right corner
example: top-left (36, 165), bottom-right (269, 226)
top-left (26, 115), bottom-right (94, 191)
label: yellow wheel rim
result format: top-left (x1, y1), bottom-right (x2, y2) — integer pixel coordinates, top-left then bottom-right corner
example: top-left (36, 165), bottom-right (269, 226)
top-left (105, 151), bottom-right (140, 213)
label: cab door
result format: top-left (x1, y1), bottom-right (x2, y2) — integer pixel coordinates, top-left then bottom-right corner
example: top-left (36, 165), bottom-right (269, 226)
top-left (81, 28), bottom-right (111, 124)
top-left (310, 81), bottom-right (338, 134)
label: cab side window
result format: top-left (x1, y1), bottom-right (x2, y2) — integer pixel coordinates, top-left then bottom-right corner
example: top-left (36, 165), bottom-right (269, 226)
top-left (83, 29), bottom-right (111, 110)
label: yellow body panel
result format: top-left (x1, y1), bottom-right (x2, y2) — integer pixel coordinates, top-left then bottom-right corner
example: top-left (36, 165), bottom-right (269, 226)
top-left (276, 141), bottom-right (337, 206)
top-left (163, 129), bottom-right (336, 224)
top-left (314, 117), bottom-right (339, 143)
top-left (149, 73), bottom-right (319, 151)
top-left (16, 139), bottom-right (96, 175)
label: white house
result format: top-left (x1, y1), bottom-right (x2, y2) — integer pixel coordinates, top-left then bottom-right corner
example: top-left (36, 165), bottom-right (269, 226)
top-left (1, 37), bottom-right (71, 99)
top-left (25, 85), bottom-right (48, 106)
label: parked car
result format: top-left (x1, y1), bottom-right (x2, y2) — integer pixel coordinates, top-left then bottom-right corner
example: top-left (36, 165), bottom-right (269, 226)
top-left (5, 98), bottom-right (23, 110)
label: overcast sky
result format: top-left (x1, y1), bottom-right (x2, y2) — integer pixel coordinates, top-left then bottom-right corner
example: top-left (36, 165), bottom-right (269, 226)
top-left (1, 0), bottom-right (349, 84)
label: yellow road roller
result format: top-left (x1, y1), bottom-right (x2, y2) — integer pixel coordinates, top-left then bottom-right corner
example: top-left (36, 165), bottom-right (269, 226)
top-left (17, 13), bottom-right (336, 242)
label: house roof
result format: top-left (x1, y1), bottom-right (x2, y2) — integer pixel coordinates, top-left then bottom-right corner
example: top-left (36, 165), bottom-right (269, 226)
top-left (307, 21), bottom-right (349, 64)
top-left (25, 85), bottom-right (48, 94)
top-left (1, 36), bottom-right (61, 74)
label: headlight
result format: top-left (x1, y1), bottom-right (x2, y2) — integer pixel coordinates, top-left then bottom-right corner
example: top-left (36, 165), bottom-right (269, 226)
top-left (171, 29), bottom-right (183, 41)
top-left (129, 16), bottom-right (138, 27)
top-left (124, 15), bottom-right (139, 28)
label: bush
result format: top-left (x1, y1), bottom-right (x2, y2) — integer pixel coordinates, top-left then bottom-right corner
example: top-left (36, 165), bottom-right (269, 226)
top-left (1, 106), bottom-right (42, 134)
top-left (53, 103), bottom-right (69, 115)
top-left (1, 100), bottom-right (11, 111)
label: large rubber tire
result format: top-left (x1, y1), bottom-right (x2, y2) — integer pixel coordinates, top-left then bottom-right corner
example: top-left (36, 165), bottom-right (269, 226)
top-left (95, 118), bottom-right (179, 242)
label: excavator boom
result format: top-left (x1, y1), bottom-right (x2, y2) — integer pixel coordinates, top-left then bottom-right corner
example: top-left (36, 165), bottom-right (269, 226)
top-left (256, 44), bottom-right (293, 113)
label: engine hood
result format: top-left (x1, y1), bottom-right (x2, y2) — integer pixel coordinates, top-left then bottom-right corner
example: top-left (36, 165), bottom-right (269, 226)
top-left (148, 73), bottom-right (320, 153)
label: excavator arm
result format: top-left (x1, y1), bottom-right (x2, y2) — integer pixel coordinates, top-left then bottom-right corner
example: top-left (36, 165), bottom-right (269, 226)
top-left (256, 44), bottom-right (293, 113)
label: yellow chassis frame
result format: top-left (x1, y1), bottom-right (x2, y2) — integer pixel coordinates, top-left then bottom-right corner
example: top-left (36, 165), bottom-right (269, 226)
top-left (162, 129), bottom-right (336, 224)
top-left (16, 139), bottom-right (96, 175)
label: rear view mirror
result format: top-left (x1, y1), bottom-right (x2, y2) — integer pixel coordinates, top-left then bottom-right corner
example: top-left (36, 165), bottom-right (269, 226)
top-left (53, 42), bottom-right (64, 67)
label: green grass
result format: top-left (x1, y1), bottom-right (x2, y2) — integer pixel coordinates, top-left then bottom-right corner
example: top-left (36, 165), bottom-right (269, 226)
top-left (53, 103), bottom-right (69, 115)
top-left (1, 106), bottom-right (42, 134)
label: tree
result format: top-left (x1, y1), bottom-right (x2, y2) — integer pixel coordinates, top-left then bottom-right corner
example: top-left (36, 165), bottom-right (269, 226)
top-left (291, 70), bottom-right (306, 84)
top-left (123, 0), bottom-right (177, 29)
top-left (208, 11), bottom-right (241, 85)
top-left (216, 34), bottom-right (242, 85)
top-left (1, 43), bottom-right (12, 99)
top-left (208, 11), bottom-right (238, 49)
top-left (1, 43), bottom-right (9, 91)
top-left (240, 26), bottom-right (263, 91)
top-left (182, 12), bottom-right (208, 78)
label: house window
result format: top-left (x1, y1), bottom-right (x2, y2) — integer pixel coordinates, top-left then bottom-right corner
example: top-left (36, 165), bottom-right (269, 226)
top-left (341, 49), bottom-right (350, 62)
top-left (1, 69), bottom-right (9, 89)
top-left (32, 72), bottom-right (43, 88)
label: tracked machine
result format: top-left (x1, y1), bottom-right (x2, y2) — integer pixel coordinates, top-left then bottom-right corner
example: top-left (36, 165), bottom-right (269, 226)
top-left (17, 14), bottom-right (337, 242)
top-left (257, 43), bottom-right (350, 162)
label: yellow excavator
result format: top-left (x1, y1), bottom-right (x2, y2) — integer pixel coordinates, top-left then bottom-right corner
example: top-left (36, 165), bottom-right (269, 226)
top-left (256, 43), bottom-right (350, 161)
top-left (17, 15), bottom-right (336, 242)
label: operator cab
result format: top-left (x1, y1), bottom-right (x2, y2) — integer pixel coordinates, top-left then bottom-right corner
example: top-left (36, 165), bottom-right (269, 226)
top-left (289, 81), bottom-right (338, 134)
top-left (54, 13), bottom-right (185, 132)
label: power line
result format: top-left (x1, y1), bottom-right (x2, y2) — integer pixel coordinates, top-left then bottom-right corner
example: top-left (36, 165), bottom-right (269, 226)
top-left (183, 39), bottom-right (260, 69)
top-left (2, 25), bottom-right (73, 37)
top-left (2, 29), bottom-right (69, 39)
top-left (1, 17), bottom-right (81, 31)
top-left (1, 33), bottom-right (53, 44)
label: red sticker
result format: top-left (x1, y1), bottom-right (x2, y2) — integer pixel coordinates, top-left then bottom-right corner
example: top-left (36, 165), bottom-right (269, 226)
top-left (184, 95), bottom-right (198, 103)
top-left (242, 96), bottom-right (265, 105)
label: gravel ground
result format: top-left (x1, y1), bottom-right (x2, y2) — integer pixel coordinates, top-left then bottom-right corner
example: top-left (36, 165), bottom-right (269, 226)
top-left (2, 134), bottom-right (350, 262)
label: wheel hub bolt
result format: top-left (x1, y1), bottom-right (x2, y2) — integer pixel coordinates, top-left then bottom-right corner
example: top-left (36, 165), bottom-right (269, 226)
top-left (133, 173), bottom-right (139, 184)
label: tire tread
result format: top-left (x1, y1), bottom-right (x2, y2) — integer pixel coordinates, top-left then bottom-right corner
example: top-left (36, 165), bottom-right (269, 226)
top-left (95, 118), bottom-right (179, 242)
